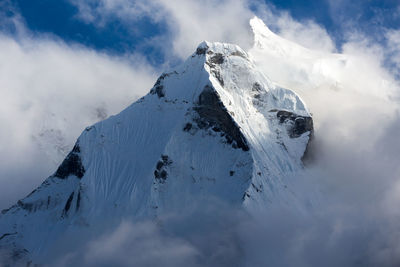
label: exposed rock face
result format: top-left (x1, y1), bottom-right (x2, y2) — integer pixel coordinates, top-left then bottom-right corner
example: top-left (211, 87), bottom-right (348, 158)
top-left (196, 45), bottom-right (208, 55)
top-left (62, 192), bottom-right (74, 217)
top-left (276, 110), bottom-right (314, 138)
top-left (53, 143), bottom-right (85, 179)
top-left (150, 72), bottom-right (178, 98)
top-left (154, 155), bottom-right (173, 182)
top-left (193, 85), bottom-right (249, 151)
top-left (150, 76), bottom-right (165, 98)
top-left (208, 53), bottom-right (225, 65)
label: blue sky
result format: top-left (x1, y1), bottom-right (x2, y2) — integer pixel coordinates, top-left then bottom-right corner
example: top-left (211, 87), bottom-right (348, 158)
top-left (5, 0), bottom-right (400, 65)
top-left (8, 0), bottom-right (167, 63)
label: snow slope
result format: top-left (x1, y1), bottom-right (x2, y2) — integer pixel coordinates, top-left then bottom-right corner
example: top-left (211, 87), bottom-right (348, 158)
top-left (0, 40), bottom-right (313, 264)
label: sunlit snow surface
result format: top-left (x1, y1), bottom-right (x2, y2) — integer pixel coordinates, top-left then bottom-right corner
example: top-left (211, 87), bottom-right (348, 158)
top-left (0, 39), bottom-right (313, 263)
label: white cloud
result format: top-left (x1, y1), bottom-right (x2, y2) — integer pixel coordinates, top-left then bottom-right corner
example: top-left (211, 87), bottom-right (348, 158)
top-left (155, 0), bottom-right (254, 59)
top-left (0, 34), bottom-right (157, 209)
top-left (45, 200), bottom-right (245, 267)
top-left (68, 0), bottom-right (254, 59)
top-left (54, 221), bottom-right (199, 267)
top-left (68, 0), bottom-right (337, 59)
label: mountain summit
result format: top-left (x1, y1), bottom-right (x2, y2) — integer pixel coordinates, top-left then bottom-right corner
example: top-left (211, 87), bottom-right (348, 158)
top-left (0, 41), bottom-right (313, 264)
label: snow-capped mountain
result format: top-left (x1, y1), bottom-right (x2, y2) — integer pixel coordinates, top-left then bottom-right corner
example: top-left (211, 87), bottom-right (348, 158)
top-left (0, 39), bottom-right (313, 264)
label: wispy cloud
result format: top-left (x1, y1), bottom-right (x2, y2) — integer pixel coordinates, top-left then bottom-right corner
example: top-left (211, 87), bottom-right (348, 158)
top-left (52, 221), bottom-right (199, 267)
top-left (68, 0), bottom-right (254, 60)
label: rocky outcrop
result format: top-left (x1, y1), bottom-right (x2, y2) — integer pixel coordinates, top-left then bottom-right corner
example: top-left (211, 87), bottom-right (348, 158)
top-left (150, 71), bottom-right (178, 98)
top-left (154, 155), bottom-right (173, 183)
top-left (276, 110), bottom-right (313, 138)
top-left (53, 143), bottom-right (85, 179)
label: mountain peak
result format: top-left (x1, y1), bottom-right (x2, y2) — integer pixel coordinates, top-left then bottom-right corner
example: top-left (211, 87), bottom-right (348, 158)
top-left (0, 40), bottom-right (313, 265)
top-left (194, 41), bottom-right (248, 58)
top-left (249, 16), bottom-right (330, 60)
top-left (149, 40), bottom-right (310, 115)
top-left (250, 16), bottom-right (273, 36)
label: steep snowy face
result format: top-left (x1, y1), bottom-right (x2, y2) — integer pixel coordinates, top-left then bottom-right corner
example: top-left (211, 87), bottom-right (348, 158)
top-left (0, 41), bottom-right (313, 264)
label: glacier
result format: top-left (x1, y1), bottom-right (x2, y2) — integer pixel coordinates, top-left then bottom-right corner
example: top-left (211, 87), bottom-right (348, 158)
top-left (0, 38), bottom-right (313, 264)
